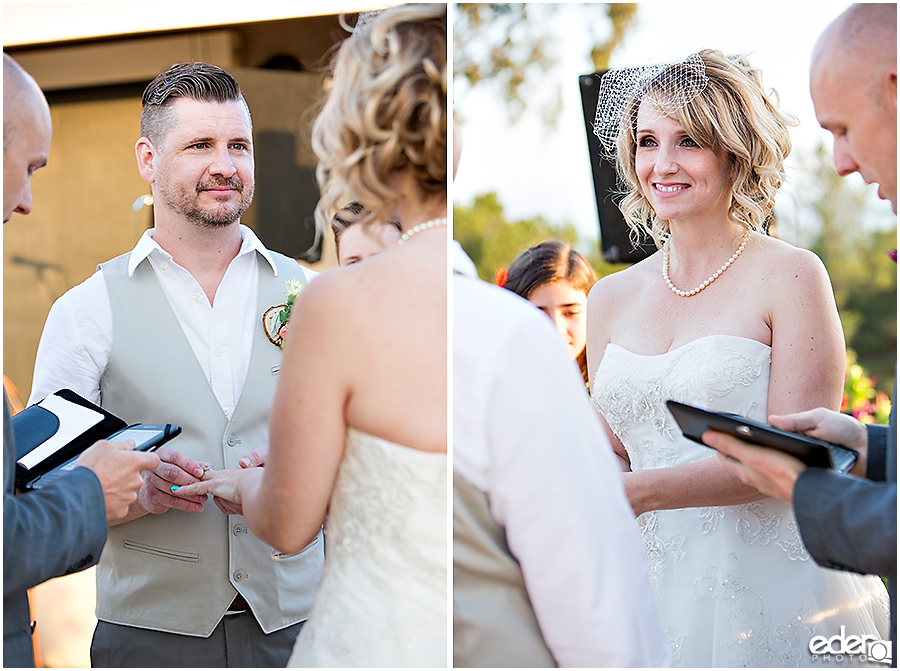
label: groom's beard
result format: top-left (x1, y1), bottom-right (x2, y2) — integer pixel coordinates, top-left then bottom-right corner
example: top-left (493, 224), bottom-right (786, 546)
top-left (159, 175), bottom-right (255, 228)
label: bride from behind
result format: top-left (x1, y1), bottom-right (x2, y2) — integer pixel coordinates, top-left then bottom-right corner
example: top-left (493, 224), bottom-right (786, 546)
top-left (176, 5), bottom-right (447, 667)
top-left (587, 50), bottom-right (889, 666)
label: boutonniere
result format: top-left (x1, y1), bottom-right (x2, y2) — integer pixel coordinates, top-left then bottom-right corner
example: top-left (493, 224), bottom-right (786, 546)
top-left (263, 278), bottom-right (305, 349)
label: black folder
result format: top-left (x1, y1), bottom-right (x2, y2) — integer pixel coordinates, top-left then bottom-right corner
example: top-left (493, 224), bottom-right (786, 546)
top-left (13, 389), bottom-right (127, 491)
top-left (666, 400), bottom-right (858, 473)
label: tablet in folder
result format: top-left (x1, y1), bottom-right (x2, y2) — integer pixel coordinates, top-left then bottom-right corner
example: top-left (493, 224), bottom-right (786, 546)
top-left (666, 400), bottom-right (858, 474)
top-left (13, 389), bottom-right (181, 491)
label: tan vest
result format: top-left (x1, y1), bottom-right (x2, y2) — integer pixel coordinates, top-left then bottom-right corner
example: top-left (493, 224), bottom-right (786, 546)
top-left (96, 251), bottom-right (324, 637)
top-left (453, 475), bottom-right (557, 667)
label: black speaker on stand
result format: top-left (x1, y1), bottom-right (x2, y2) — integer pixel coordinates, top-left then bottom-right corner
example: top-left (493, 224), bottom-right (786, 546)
top-left (253, 130), bottom-right (322, 263)
top-left (579, 71), bottom-right (654, 264)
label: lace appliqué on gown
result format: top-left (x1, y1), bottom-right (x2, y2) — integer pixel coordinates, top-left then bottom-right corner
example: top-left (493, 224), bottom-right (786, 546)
top-left (699, 507), bottom-right (724, 535)
top-left (640, 511), bottom-right (685, 595)
top-left (592, 335), bottom-right (890, 667)
top-left (735, 501), bottom-right (783, 547)
top-left (288, 429), bottom-right (447, 668)
top-left (776, 520), bottom-right (811, 562)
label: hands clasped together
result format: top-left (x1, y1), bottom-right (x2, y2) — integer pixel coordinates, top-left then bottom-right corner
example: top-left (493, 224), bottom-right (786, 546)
top-left (135, 445), bottom-right (269, 518)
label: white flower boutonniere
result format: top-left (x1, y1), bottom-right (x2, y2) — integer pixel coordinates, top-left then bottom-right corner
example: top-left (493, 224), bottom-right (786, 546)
top-left (263, 278), bottom-right (305, 349)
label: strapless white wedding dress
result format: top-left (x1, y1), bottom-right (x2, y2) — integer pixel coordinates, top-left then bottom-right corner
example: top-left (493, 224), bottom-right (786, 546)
top-left (592, 335), bottom-right (890, 667)
top-left (287, 428), bottom-right (447, 668)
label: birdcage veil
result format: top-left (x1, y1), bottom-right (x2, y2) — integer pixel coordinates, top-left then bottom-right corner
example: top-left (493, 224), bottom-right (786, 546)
top-left (353, 10), bottom-right (382, 33)
top-left (593, 52), bottom-right (709, 161)
top-left (337, 9), bottom-right (383, 43)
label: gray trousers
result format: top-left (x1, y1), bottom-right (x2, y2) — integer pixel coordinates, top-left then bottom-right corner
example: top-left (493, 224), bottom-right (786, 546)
top-left (90, 612), bottom-right (303, 668)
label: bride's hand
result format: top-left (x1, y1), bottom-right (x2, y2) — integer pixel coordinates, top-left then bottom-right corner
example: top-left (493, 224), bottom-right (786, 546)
top-left (172, 468), bottom-right (262, 515)
top-left (213, 493), bottom-right (243, 516)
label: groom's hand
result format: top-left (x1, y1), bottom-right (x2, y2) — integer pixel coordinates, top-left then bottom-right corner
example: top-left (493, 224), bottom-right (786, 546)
top-left (136, 446), bottom-right (208, 515)
top-left (239, 445), bottom-right (269, 468)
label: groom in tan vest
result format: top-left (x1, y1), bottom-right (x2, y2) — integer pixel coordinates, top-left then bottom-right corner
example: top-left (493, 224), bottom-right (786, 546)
top-left (28, 62), bottom-right (323, 667)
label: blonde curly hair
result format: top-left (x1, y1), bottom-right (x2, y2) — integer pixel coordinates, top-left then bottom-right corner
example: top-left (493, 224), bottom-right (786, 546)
top-left (615, 49), bottom-right (797, 249)
top-left (311, 4), bottom-right (447, 232)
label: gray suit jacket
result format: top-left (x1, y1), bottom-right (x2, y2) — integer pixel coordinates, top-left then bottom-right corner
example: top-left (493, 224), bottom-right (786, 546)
top-left (3, 393), bottom-right (107, 667)
top-left (794, 383), bottom-right (896, 645)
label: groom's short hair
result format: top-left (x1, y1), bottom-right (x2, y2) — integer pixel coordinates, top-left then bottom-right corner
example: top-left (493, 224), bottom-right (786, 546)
top-left (140, 62), bottom-right (251, 148)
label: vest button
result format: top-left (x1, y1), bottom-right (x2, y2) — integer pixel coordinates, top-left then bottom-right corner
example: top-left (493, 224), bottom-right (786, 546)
top-left (226, 435), bottom-right (237, 447)
top-left (232, 525), bottom-right (246, 536)
top-left (233, 570), bottom-right (244, 582)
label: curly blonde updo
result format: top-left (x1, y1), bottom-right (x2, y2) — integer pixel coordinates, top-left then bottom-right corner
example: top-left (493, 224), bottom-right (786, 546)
top-left (312, 4), bottom-right (447, 231)
top-left (616, 49), bottom-right (797, 249)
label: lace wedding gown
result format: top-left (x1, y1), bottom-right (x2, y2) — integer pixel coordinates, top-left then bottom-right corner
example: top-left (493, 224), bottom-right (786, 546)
top-left (592, 335), bottom-right (890, 667)
top-left (288, 428), bottom-right (447, 667)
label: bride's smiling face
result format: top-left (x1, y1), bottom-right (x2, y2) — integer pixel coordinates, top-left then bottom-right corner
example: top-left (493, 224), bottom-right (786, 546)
top-left (634, 102), bottom-right (733, 223)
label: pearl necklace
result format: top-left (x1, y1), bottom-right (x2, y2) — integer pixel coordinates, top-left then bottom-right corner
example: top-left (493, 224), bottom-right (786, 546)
top-left (397, 218), bottom-right (448, 245)
top-left (662, 230), bottom-right (749, 297)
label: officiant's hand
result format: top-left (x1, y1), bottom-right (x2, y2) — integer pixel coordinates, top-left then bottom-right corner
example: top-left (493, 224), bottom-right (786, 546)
top-left (768, 408), bottom-right (869, 477)
top-left (709, 430), bottom-right (805, 503)
top-left (78, 438), bottom-right (161, 523)
top-left (709, 408), bottom-right (870, 503)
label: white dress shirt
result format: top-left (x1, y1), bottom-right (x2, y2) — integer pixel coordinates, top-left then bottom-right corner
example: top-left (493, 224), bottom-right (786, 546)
top-left (453, 242), bottom-right (668, 668)
top-left (28, 225), bottom-right (306, 417)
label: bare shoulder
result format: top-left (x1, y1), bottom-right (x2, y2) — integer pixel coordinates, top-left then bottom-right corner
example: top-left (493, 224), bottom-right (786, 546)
top-left (588, 251), bottom-right (660, 311)
top-left (295, 244), bottom-right (445, 333)
top-left (746, 235), bottom-right (837, 325)
top-left (750, 234), bottom-right (831, 287)
top-left (291, 263), bottom-right (353, 315)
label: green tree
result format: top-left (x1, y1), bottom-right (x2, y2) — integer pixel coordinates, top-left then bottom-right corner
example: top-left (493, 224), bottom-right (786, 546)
top-left (454, 192), bottom-right (627, 283)
top-left (589, 3), bottom-right (638, 71)
top-left (454, 3), bottom-right (637, 125)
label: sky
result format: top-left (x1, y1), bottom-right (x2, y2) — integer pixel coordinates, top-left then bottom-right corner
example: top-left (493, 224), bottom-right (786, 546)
top-left (452, 2), bottom-right (895, 246)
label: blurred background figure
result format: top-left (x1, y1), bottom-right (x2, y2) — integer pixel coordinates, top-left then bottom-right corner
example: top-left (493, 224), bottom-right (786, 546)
top-left (501, 240), bottom-right (597, 387)
top-left (331, 202), bottom-right (402, 266)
